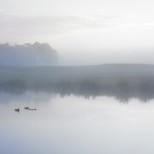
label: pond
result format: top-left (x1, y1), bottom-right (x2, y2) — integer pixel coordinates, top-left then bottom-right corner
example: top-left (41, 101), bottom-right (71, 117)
top-left (0, 92), bottom-right (154, 154)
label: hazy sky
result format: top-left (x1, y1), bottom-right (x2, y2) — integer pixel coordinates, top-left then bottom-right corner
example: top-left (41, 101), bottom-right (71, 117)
top-left (1, 0), bottom-right (154, 65)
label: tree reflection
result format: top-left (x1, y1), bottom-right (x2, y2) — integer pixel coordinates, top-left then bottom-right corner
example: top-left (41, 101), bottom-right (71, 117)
top-left (1, 79), bottom-right (154, 102)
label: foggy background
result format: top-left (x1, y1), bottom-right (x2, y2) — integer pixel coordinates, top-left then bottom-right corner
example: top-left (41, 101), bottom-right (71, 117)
top-left (1, 2), bottom-right (154, 154)
top-left (0, 0), bottom-right (154, 65)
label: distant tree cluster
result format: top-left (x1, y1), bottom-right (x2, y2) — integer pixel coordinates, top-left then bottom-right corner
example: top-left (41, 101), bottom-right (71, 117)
top-left (0, 42), bottom-right (58, 66)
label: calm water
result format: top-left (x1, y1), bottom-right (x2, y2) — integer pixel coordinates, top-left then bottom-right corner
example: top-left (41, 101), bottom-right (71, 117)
top-left (1, 92), bottom-right (154, 154)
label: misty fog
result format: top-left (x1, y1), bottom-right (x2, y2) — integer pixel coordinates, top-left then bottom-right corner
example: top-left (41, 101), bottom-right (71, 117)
top-left (1, 0), bottom-right (154, 153)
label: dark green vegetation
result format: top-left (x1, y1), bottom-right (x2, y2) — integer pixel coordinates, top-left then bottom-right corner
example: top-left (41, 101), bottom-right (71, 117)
top-left (0, 64), bottom-right (154, 102)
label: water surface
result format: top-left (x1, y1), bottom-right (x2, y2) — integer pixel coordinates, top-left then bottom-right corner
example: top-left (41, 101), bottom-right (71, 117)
top-left (0, 92), bottom-right (154, 154)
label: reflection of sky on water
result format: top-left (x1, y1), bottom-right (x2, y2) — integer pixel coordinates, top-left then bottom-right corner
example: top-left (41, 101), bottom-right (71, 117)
top-left (0, 91), bottom-right (54, 104)
top-left (1, 93), bottom-right (154, 154)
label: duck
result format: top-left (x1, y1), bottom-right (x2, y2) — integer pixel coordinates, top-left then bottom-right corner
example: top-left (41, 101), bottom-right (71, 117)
top-left (15, 108), bottom-right (20, 112)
